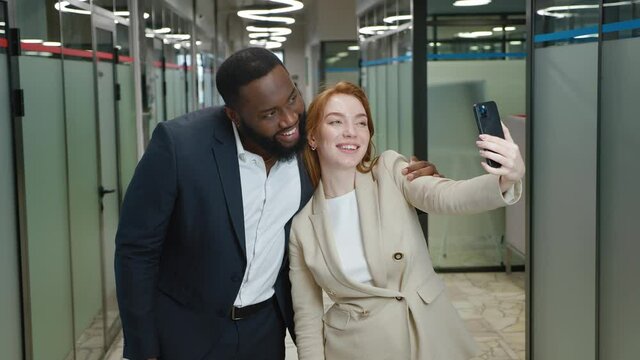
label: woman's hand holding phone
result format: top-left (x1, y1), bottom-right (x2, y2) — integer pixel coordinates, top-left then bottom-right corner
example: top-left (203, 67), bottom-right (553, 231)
top-left (475, 123), bottom-right (525, 193)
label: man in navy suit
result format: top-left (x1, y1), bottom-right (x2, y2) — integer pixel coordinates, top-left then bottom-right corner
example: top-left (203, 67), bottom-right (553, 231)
top-left (115, 48), bottom-right (439, 360)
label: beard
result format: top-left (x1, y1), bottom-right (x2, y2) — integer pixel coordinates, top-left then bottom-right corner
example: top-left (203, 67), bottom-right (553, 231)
top-left (237, 112), bottom-right (307, 161)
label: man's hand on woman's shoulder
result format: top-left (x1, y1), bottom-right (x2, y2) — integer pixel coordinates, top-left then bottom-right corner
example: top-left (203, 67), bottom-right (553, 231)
top-left (401, 156), bottom-right (442, 181)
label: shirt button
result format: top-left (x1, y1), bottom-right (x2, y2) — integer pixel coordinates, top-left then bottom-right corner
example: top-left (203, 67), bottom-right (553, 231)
top-left (393, 252), bottom-right (404, 261)
top-left (395, 296), bottom-right (403, 301)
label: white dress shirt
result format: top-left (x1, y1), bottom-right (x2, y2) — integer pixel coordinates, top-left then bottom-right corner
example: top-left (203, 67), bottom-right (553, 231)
top-left (232, 125), bottom-right (301, 307)
top-left (326, 190), bottom-right (373, 285)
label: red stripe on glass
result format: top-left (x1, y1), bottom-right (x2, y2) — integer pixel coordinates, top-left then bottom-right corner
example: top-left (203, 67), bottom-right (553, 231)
top-left (152, 60), bottom-right (192, 70)
top-left (165, 62), bottom-right (182, 70)
top-left (20, 43), bottom-right (135, 62)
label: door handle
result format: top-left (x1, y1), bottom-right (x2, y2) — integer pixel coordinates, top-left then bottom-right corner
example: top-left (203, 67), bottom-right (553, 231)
top-left (99, 186), bottom-right (116, 197)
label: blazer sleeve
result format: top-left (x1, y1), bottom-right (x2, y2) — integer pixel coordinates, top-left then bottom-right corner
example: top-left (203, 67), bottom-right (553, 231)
top-left (289, 230), bottom-right (326, 360)
top-left (378, 150), bottom-right (521, 215)
top-left (114, 122), bottom-right (177, 360)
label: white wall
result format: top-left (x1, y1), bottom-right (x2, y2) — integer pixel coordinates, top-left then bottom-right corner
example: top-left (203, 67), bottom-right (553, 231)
top-left (283, 20), bottom-right (308, 102)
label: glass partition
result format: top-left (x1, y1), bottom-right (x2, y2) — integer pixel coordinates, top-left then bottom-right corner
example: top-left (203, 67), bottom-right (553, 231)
top-left (0, 3), bottom-right (24, 358)
top-left (95, 22), bottom-right (121, 349)
top-left (532, 0), bottom-right (599, 359)
top-left (11, 0), bottom-right (218, 357)
top-left (598, 1), bottom-right (640, 358)
top-left (534, 0), bottom-right (600, 46)
top-left (116, 20), bottom-right (137, 193)
top-left (424, 8), bottom-right (526, 270)
top-left (360, 0), bottom-right (528, 270)
top-left (16, 0), bottom-right (75, 357)
top-left (320, 40), bottom-right (360, 89)
top-left (360, 0), bottom-right (412, 157)
top-left (61, 6), bottom-right (105, 359)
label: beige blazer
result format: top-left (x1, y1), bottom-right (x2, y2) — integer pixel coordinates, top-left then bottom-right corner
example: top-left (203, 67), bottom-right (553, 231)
top-left (289, 150), bottom-right (521, 360)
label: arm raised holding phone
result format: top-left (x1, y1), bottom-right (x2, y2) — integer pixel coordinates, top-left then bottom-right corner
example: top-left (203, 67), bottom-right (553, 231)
top-left (473, 101), bottom-right (525, 193)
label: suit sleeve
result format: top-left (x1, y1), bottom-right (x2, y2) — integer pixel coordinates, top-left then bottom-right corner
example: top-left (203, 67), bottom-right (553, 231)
top-left (289, 230), bottom-right (326, 360)
top-left (114, 122), bottom-right (177, 360)
top-left (378, 150), bottom-right (521, 215)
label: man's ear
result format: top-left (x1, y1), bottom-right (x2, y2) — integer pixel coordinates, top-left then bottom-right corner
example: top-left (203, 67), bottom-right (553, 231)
top-left (224, 106), bottom-right (239, 126)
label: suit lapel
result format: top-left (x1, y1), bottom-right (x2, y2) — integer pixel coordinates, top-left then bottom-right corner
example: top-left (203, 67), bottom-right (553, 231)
top-left (297, 154), bottom-right (314, 208)
top-left (210, 113), bottom-right (246, 258)
top-left (354, 171), bottom-right (388, 288)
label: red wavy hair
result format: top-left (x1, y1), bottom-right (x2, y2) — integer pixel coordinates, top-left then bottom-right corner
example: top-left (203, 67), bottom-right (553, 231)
top-left (303, 81), bottom-right (378, 188)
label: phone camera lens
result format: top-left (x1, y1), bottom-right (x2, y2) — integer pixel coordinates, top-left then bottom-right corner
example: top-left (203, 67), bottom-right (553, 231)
top-left (480, 105), bottom-right (487, 117)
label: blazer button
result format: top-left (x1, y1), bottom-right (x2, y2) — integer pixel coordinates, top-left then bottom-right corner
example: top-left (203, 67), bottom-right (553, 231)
top-left (395, 296), bottom-right (403, 301)
top-left (393, 252), bottom-right (404, 261)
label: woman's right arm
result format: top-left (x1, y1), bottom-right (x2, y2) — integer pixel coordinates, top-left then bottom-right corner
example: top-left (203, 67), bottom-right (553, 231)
top-left (289, 231), bottom-right (326, 360)
top-left (379, 150), bottom-right (521, 215)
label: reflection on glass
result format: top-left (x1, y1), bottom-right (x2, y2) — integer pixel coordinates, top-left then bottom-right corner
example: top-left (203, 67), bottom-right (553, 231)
top-left (93, 0), bottom-right (114, 12)
top-left (18, 0), bottom-right (63, 58)
top-left (534, 0), bottom-right (600, 46)
top-left (321, 40), bottom-right (360, 88)
top-left (603, 0), bottom-right (640, 40)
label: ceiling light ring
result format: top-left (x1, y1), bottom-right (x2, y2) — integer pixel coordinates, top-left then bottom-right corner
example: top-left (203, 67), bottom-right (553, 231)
top-left (237, 0), bottom-right (303, 24)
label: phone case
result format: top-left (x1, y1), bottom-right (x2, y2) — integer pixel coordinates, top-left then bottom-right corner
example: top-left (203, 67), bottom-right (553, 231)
top-left (473, 101), bottom-right (505, 168)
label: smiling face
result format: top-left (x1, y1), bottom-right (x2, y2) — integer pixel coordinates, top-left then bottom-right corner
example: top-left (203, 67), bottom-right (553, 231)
top-left (309, 93), bottom-right (371, 172)
top-left (226, 65), bottom-right (306, 160)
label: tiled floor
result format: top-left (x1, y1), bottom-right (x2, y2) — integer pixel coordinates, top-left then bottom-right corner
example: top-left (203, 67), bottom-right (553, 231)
top-left (105, 272), bottom-right (525, 360)
top-left (445, 272), bottom-right (525, 360)
top-left (67, 309), bottom-right (120, 360)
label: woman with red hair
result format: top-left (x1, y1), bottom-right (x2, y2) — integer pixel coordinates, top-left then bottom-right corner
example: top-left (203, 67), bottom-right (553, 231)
top-left (289, 81), bottom-right (525, 360)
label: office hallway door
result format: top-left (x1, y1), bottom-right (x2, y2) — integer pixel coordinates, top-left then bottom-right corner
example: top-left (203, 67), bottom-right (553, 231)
top-left (93, 14), bottom-right (122, 349)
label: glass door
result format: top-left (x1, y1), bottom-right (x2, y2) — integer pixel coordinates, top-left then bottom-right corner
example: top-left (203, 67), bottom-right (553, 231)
top-left (0, 1), bottom-right (24, 359)
top-left (93, 14), bottom-right (121, 349)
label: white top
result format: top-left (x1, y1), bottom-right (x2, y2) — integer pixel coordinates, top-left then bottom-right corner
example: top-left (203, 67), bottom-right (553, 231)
top-left (326, 190), bottom-right (373, 285)
top-left (232, 125), bottom-right (301, 307)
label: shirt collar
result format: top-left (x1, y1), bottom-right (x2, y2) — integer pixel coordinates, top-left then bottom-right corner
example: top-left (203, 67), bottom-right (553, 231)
top-left (231, 122), bottom-right (249, 162)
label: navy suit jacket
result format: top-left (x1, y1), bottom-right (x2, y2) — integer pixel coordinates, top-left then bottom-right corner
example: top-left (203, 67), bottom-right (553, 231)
top-left (115, 106), bottom-right (314, 360)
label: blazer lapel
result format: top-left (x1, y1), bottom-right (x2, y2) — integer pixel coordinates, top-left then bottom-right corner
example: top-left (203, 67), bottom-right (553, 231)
top-left (309, 178), bottom-right (389, 292)
top-left (309, 182), bottom-right (362, 292)
top-left (210, 114), bottom-right (246, 258)
top-left (354, 171), bottom-right (388, 288)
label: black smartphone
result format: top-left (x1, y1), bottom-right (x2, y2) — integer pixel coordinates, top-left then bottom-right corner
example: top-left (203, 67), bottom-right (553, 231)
top-left (472, 101), bottom-right (505, 168)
